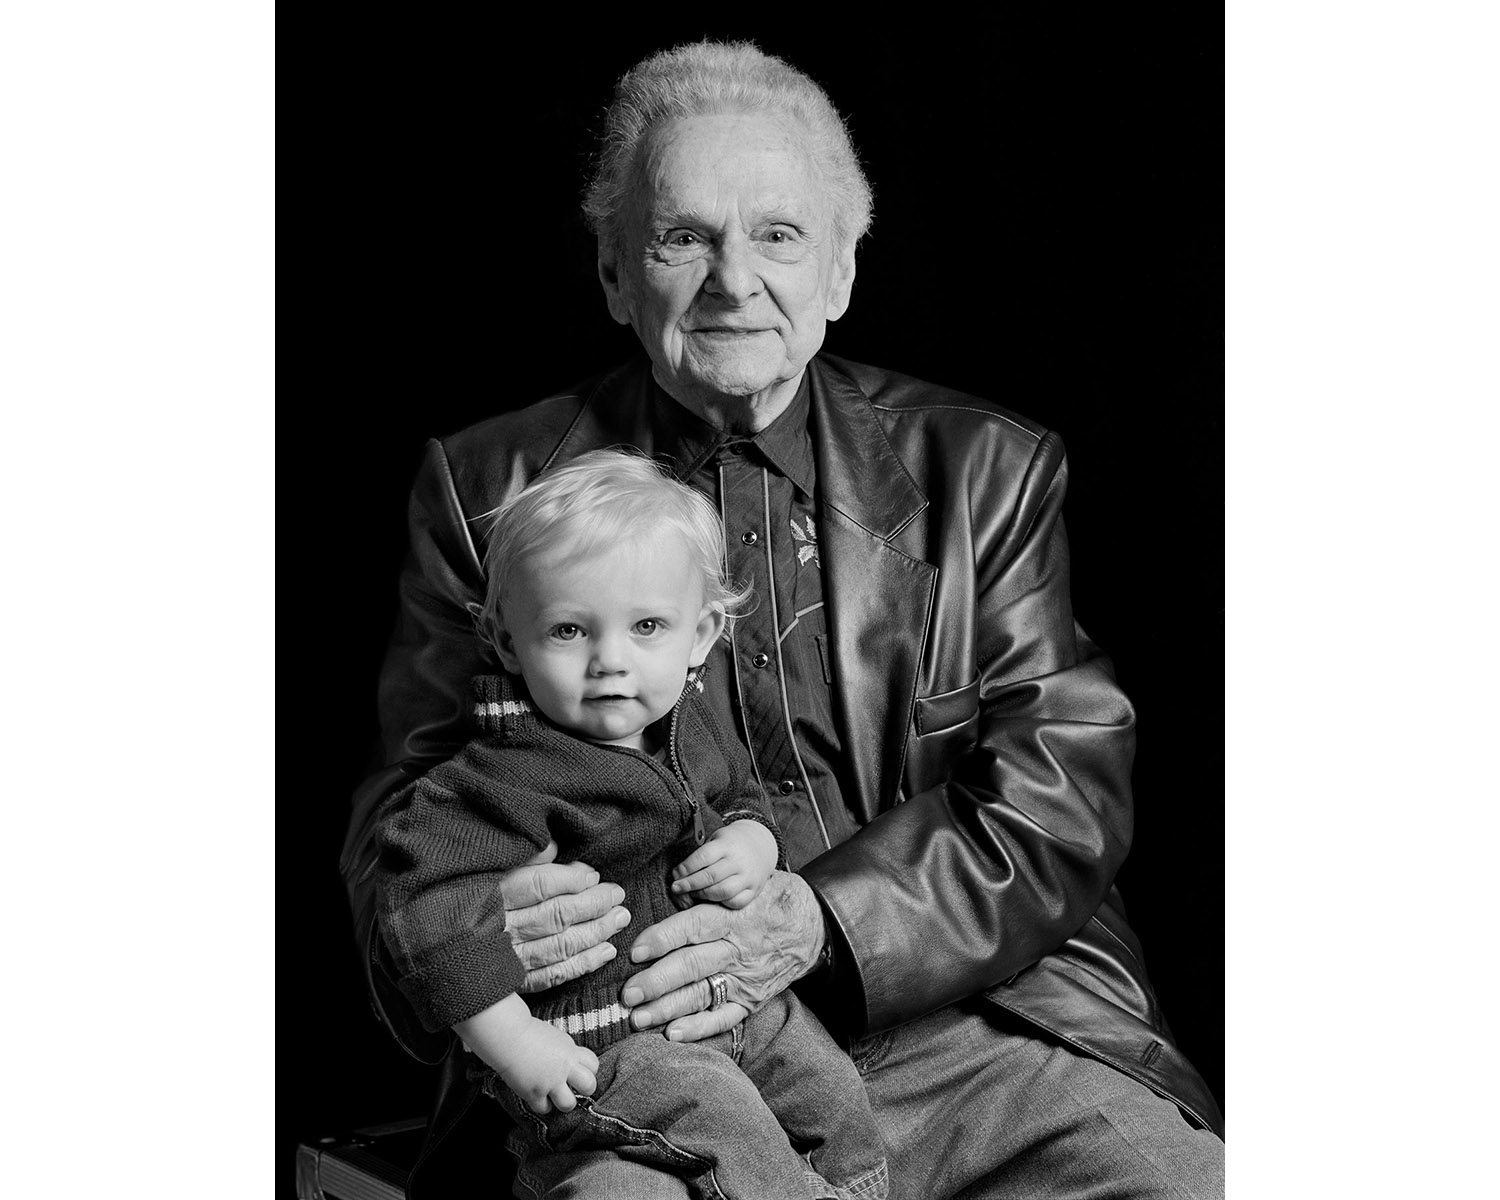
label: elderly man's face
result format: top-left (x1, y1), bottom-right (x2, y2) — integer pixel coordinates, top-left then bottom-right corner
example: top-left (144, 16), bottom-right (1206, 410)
top-left (600, 111), bottom-right (856, 429)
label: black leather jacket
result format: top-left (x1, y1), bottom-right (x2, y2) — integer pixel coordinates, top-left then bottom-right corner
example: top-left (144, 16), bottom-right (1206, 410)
top-left (341, 354), bottom-right (1225, 1138)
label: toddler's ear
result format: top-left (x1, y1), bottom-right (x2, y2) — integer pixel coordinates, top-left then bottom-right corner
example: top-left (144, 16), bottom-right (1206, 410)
top-left (474, 605), bottom-right (522, 674)
top-left (689, 605), bottom-right (728, 667)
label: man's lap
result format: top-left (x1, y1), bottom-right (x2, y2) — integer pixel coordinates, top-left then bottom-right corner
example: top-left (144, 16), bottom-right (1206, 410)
top-left (851, 1002), bottom-right (1223, 1200)
top-left (493, 999), bottom-right (1224, 1199)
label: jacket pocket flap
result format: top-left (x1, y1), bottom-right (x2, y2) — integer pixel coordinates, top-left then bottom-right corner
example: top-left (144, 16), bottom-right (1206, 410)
top-left (914, 677), bottom-right (981, 736)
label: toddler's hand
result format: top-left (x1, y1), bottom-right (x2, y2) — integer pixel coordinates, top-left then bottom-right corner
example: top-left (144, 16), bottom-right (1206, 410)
top-left (496, 1019), bottom-right (600, 1115)
top-left (456, 994), bottom-right (599, 1115)
top-left (670, 819), bottom-right (777, 909)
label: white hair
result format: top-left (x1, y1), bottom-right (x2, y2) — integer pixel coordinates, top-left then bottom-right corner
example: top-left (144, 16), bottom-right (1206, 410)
top-left (583, 40), bottom-right (874, 258)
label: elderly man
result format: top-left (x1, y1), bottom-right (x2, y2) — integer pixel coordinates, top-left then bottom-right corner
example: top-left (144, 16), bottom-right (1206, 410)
top-left (344, 39), bottom-right (1225, 1199)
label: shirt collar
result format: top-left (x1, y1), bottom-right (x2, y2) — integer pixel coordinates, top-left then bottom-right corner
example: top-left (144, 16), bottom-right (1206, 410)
top-left (650, 372), bottom-right (817, 496)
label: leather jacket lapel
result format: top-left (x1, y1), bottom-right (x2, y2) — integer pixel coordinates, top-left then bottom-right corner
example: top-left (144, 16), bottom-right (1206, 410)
top-left (808, 360), bottom-right (936, 819)
top-left (545, 363), bottom-right (662, 467)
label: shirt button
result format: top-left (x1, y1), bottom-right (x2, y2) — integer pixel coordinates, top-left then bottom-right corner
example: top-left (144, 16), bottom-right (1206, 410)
top-left (778, 779), bottom-right (796, 795)
top-left (741, 530), bottom-right (758, 545)
top-left (751, 652), bottom-right (770, 669)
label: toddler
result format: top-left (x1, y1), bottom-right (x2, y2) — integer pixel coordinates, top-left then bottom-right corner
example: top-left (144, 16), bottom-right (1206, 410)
top-left (377, 449), bottom-right (888, 1200)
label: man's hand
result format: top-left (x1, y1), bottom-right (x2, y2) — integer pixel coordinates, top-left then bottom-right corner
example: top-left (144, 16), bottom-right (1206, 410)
top-left (621, 869), bottom-right (825, 1042)
top-left (670, 819), bottom-right (778, 908)
top-left (500, 841), bottom-right (631, 993)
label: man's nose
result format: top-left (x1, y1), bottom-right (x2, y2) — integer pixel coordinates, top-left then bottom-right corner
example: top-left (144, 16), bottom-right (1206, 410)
top-left (704, 234), bottom-right (762, 304)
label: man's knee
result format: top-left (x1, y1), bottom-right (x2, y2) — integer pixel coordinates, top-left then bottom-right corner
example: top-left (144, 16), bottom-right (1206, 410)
top-left (991, 1096), bottom-right (1223, 1200)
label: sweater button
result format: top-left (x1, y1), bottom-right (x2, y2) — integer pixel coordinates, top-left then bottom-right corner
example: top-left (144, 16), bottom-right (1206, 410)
top-left (778, 779), bottom-right (796, 795)
top-left (751, 652), bottom-right (770, 669)
top-left (741, 530), bottom-right (758, 545)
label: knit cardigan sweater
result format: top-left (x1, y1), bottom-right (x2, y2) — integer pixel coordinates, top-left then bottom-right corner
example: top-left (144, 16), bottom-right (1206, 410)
top-left (377, 672), bottom-right (784, 1051)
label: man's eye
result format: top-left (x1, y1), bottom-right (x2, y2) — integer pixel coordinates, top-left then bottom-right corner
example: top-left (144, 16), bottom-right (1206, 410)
top-left (550, 624), bottom-right (582, 641)
top-left (756, 226), bottom-right (806, 260)
top-left (634, 619), bottom-right (660, 636)
top-left (667, 231), bottom-right (699, 247)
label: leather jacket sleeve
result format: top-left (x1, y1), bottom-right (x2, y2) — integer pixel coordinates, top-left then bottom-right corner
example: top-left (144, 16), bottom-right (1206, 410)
top-left (340, 438), bottom-right (497, 1061)
top-left (800, 432), bottom-right (1138, 1034)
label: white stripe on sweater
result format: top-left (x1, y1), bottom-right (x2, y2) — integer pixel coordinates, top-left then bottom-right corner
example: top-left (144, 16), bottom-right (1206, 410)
top-left (474, 699), bottom-right (531, 719)
top-left (546, 1002), bottom-right (630, 1037)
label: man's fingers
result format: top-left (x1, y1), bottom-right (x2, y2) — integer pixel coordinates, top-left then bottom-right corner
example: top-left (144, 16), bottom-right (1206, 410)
top-left (628, 903), bottom-right (727, 965)
top-left (666, 1002), bottom-right (749, 1044)
top-left (521, 840), bottom-right (560, 867)
top-left (508, 885), bottom-right (627, 943)
top-left (498, 859), bottom-right (605, 911)
top-left (624, 949), bottom-right (729, 1024)
top-left (624, 939), bottom-right (727, 1005)
top-left (514, 902), bottom-right (629, 966)
top-left (521, 939), bottom-right (619, 994)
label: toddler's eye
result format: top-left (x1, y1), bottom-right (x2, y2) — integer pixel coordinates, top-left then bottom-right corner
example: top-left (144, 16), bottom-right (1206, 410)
top-left (551, 624), bottom-right (581, 641)
top-left (634, 619), bottom-right (660, 636)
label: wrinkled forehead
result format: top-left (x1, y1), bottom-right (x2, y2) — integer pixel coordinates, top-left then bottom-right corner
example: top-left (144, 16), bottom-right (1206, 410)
top-left (632, 110), bottom-right (829, 226)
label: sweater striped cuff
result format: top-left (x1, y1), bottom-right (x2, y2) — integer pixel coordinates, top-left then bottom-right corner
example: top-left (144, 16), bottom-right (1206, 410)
top-left (393, 927), bottom-right (527, 1032)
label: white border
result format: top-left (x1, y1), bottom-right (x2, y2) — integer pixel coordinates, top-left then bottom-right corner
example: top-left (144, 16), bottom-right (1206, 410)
top-left (1227, 2), bottom-right (1499, 1193)
top-left (0, 3), bottom-right (274, 1194)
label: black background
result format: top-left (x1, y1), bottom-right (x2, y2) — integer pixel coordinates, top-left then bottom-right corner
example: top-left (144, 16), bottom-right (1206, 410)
top-left (282, 10), bottom-right (1222, 1181)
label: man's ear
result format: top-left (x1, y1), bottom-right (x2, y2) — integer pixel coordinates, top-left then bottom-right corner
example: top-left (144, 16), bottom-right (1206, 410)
top-left (689, 605), bottom-right (728, 667)
top-left (825, 244), bottom-right (857, 322)
top-left (598, 240), bottom-right (634, 327)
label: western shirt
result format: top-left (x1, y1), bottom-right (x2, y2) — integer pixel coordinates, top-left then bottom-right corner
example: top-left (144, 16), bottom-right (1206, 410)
top-left (647, 377), bottom-right (863, 872)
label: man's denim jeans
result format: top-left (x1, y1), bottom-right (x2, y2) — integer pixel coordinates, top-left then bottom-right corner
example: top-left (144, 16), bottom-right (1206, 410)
top-left (488, 999), bottom-right (1222, 1199)
top-left (484, 990), bottom-right (888, 1200)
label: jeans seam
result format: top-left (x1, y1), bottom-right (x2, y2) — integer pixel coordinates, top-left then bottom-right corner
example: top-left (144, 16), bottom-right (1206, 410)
top-left (835, 1158), bottom-right (890, 1199)
top-left (849, 1028), bottom-right (894, 1073)
top-left (1093, 1104), bottom-right (1220, 1200)
top-left (577, 1102), bottom-right (717, 1173)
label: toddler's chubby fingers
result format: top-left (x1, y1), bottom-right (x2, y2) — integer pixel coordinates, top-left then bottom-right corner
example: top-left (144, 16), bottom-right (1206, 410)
top-left (567, 1060), bottom-right (598, 1098)
top-left (521, 1089), bottom-right (555, 1115)
top-left (688, 873), bottom-right (748, 901)
top-left (670, 861), bottom-right (729, 895)
top-left (670, 841), bottom-right (728, 881)
top-left (698, 881), bottom-right (757, 909)
top-left (549, 1083), bottom-right (579, 1113)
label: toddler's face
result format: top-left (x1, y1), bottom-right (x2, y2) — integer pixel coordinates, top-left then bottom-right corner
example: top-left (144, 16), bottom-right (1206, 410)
top-left (494, 531), bottom-right (724, 751)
